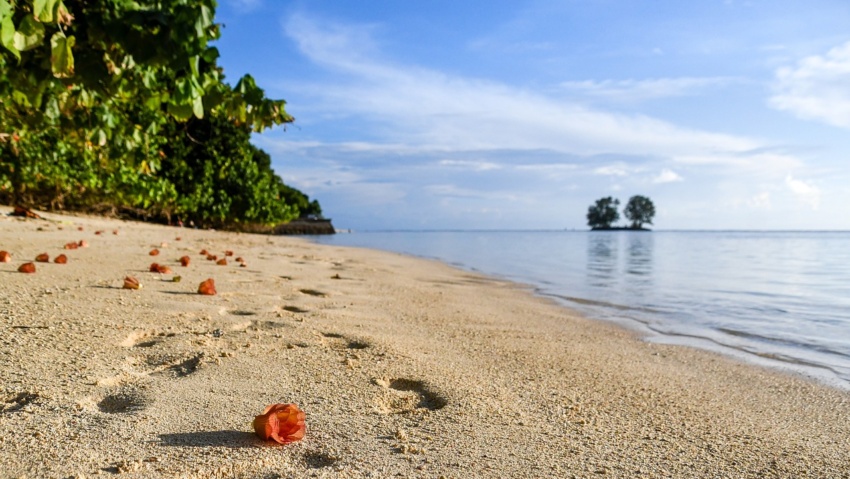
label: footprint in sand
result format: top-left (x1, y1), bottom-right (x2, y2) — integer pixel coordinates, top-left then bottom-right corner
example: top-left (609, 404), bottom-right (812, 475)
top-left (283, 305), bottom-right (310, 314)
top-left (302, 451), bottom-right (338, 469)
top-left (373, 378), bottom-right (448, 414)
top-left (119, 330), bottom-right (176, 348)
top-left (319, 332), bottom-right (370, 351)
top-left (123, 352), bottom-right (206, 378)
top-left (299, 288), bottom-right (327, 297)
top-left (94, 350), bottom-right (205, 390)
top-left (152, 353), bottom-right (205, 377)
top-left (317, 333), bottom-right (372, 369)
top-left (96, 387), bottom-right (150, 414)
top-left (1, 392), bottom-right (40, 413)
top-left (229, 319), bottom-right (289, 333)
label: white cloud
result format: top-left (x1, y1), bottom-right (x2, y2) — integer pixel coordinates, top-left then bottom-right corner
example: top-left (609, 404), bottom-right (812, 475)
top-left (560, 77), bottom-right (738, 102)
top-left (770, 41), bottom-right (850, 129)
top-left (593, 165), bottom-right (629, 176)
top-left (673, 152), bottom-right (801, 172)
top-left (424, 184), bottom-right (522, 203)
top-left (653, 168), bottom-right (683, 183)
top-left (282, 14), bottom-right (790, 172)
top-left (785, 175), bottom-right (821, 209)
top-left (514, 163), bottom-right (578, 172)
top-left (438, 159), bottom-right (502, 171)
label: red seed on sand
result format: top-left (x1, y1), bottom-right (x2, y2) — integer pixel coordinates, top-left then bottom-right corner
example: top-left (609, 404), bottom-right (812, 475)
top-left (198, 278), bottom-right (216, 295)
top-left (18, 262), bottom-right (36, 274)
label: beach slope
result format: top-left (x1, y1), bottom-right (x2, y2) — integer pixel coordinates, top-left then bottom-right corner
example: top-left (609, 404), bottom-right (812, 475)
top-left (1, 208), bottom-right (849, 478)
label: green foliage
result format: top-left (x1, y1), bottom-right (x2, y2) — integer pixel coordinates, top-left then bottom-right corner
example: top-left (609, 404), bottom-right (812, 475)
top-left (159, 112), bottom-right (306, 229)
top-left (624, 195), bottom-right (655, 229)
top-left (0, 0), bottom-right (316, 229)
top-left (586, 196), bottom-right (620, 230)
top-left (586, 195), bottom-right (656, 230)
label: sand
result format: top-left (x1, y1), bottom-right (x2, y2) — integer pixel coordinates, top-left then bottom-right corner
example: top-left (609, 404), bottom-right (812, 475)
top-left (1, 207), bottom-right (849, 479)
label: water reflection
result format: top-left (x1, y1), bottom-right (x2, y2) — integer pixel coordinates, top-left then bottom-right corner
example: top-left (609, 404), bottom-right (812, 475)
top-left (587, 232), bottom-right (655, 293)
top-left (626, 233), bottom-right (653, 276)
top-left (625, 233), bottom-right (654, 299)
top-left (587, 233), bottom-right (618, 287)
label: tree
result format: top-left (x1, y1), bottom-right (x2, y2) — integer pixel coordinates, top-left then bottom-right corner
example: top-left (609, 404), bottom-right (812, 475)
top-left (586, 197), bottom-right (620, 230)
top-left (159, 111), bottom-right (312, 229)
top-left (0, 0), bottom-right (321, 230)
top-left (0, 0), bottom-right (292, 127)
top-left (624, 195), bottom-right (655, 230)
top-left (0, 0), bottom-right (293, 206)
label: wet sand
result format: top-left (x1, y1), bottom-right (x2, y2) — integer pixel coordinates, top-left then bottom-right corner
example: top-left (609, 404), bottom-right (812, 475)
top-left (1, 207), bottom-right (849, 478)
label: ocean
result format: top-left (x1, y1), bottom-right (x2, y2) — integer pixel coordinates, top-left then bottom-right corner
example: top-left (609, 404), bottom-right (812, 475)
top-left (311, 230), bottom-right (850, 389)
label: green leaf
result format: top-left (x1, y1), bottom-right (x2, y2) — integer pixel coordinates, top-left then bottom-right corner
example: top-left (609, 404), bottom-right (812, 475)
top-left (53, 1), bottom-right (71, 25)
top-left (14, 15), bottom-right (45, 52)
top-left (95, 129), bottom-right (107, 146)
top-left (201, 46), bottom-right (219, 63)
top-left (0, 0), bottom-right (12, 20)
top-left (173, 77), bottom-right (192, 105)
top-left (195, 4), bottom-right (214, 38)
top-left (0, 15), bottom-right (19, 61)
top-left (144, 92), bottom-right (162, 110)
top-left (189, 55), bottom-right (199, 77)
top-left (168, 102), bottom-right (194, 121)
top-left (12, 89), bottom-right (31, 107)
top-left (234, 74), bottom-right (263, 104)
top-left (192, 94), bottom-right (204, 119)
top-left (78, 88), bottom-right (94, 108)
top-left (44, 96), bottom-right (60, 119)
top-left (34, 0), bottom-right (49, 21)
top-left (50, 32), bottom-right (74, 78)
top-left (34, 0), bottom-right (60, 23)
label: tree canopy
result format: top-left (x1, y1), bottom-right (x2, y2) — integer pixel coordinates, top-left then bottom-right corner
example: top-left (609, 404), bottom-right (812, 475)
top-left (624, 195), bottom-right (655, 229)
top-left (586, 196), bottom-right (620, 230)
top-left (0, 0), bottom-right (319, 229)
top-left (0, 0), bottom-right (291, 128)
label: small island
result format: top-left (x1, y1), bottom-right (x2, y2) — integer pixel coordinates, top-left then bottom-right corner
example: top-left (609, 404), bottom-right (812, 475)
top-left (586, 195), bottom-right (655, 230)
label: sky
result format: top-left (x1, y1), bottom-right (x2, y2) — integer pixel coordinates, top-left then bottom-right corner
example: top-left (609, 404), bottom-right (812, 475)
top-left (213, 0), bottom-right (850, 230)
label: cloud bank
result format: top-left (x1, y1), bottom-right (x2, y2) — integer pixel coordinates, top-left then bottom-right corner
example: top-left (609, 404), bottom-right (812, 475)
top-left (771, 41), bottom-right (850, 129)
top-left (260, 12), bottom-right (838, 229)
top-left (284, 14), bottom-right (777, 167)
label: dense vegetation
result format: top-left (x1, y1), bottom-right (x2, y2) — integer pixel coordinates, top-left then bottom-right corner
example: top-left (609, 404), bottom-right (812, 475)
top-left (0, 0), bottom-right (320, 229)
top-left (587, 195), bottom-right (655, 230)
top-left (160, 113), bottom-right (321, 228)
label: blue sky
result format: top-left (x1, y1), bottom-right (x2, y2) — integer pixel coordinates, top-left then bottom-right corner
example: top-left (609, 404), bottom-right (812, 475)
top-left (214, 0), bottom-right (850, 230)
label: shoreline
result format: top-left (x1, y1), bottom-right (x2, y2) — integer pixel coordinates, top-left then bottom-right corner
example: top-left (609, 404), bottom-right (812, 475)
top-left (312, 230), bottom-right (850, 393)
top-left (2, 208), bottom-right (850, 477)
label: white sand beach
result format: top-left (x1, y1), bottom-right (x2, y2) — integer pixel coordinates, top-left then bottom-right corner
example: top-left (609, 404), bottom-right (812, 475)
top-left (1, 207), bottom-right (849, 478)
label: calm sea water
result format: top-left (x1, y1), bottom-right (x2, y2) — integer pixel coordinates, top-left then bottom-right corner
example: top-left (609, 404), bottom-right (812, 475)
top-left (311, 231), bottom-right (850, 388)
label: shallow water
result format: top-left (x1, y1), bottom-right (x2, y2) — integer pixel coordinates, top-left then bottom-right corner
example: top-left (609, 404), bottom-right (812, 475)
top-left (312, 230), bottom-right (850, 387)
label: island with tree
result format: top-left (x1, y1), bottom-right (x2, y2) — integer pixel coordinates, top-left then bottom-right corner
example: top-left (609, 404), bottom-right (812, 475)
top-left (586, 195), bottom-right (655, 230)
